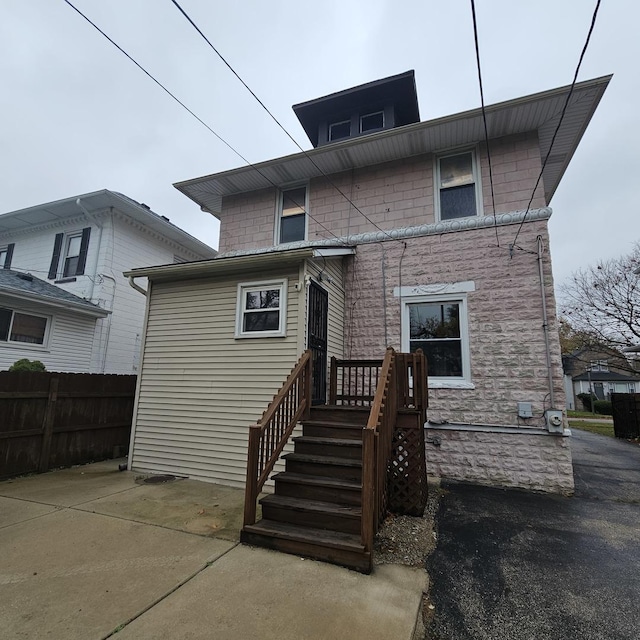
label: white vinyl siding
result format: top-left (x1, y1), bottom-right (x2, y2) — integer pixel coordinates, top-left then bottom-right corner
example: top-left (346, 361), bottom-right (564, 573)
top-left (0, 298), bottom-right (96, 372)
top-left (130, 269), bottom-right (301, 487)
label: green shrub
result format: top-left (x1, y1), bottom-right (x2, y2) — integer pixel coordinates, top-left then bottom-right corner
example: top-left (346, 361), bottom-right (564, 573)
top-left (577, 392), bottom-right (596, 411)
top-left (593, 400), bottom-right (613, 415)
top-left (8, 359), bottom-right (46, 372)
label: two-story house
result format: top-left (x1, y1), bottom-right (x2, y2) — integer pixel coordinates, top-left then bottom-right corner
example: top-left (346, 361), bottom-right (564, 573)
top-left (0, 190), bottom-right (216, 373)
top-left (125, 71), bottom-right (610, 496)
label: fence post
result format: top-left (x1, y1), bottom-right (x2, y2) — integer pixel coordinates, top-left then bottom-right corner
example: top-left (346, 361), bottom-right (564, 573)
top-left (38, 375), bottom-right (59, 473)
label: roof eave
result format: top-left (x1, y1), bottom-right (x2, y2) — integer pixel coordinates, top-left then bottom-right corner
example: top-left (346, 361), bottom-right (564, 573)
top-left (0, 289), bottom-right (110, 318)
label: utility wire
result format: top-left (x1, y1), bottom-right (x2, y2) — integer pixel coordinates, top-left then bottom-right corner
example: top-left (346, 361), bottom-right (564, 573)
top-left (470, 0), bottom-right (499, 247)
top-left (510, 0), bottom-right (601, 251)
top-left (61, 0), bottom-right (345, 246)
top-left (169, 0), bottom-right (400, 244)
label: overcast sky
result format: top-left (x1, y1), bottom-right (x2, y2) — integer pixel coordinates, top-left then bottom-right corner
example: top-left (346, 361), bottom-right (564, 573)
top-left (0, 0), bottom-right (635, 291)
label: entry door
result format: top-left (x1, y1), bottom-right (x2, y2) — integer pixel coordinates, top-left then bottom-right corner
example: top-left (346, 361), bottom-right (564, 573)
top-left (307, 281), bottom-right (329, 405)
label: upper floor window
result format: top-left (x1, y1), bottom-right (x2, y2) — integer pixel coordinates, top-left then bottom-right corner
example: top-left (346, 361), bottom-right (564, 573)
top-left (0, 243), bottom-right (14, 269)
top-left (235, 279), bottom-right (287, 338)
top-left (277, 186), bottom-right (307, 244)
top-left (360, 111), bottom-right (384, 133)
top-left (436, 151), bottom-right (480, 221)
top-left (48, 228), bottom-right (91, 280)
top-left (328, 120), bottom-right (351, 142)
top-left (589, 360), bottom-right (609, 372)
top-left (0, 307), bottom-right (49, 346)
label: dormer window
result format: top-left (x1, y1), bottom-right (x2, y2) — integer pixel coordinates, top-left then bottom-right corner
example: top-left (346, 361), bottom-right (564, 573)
top-left (277, 186), bottom-right (307, 244)
top-left (589, 360), bottom-right (609, 372)
top-left (360, 111), bottom-right (384, 133)
top-left (328, 120), bottom-right (351, 142)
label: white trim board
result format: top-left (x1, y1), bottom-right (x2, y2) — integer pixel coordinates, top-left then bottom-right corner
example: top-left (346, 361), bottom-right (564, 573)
top-left (394, 281), bottom-right (475, 297)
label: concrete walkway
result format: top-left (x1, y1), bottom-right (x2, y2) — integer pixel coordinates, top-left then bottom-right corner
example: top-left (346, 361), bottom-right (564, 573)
top-left (0, 460), bottom-right (426, 640)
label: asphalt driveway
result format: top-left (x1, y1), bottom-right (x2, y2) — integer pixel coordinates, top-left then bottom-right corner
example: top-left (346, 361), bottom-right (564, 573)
top-left (426, 429), bottom-right (640, 640)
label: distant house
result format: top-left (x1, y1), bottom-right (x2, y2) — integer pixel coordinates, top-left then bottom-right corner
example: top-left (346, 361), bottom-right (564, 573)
top-left (563, 347), bottom-right (640, 409)
top-left (126, 71), bottom-right (610, 495)
top-left (0, 190), bottom-right (216, 373)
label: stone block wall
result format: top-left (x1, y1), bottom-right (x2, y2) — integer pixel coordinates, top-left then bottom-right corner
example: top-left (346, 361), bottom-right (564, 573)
top-left (425, 427), bottom-right (574, 494)
top-left (344, 217), bottom-right (566, 426)
top-left (217, 132), bottom-right (545, 254)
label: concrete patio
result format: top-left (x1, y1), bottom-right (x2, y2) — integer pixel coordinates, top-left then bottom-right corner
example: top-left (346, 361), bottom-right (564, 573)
top-left (0, 459), bottom-right (427, 640)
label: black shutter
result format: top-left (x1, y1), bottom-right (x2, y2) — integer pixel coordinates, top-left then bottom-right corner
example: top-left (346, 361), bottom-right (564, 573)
top-left (48, 234), bottom-right (63, 279)
top-left (3, 243), bottom-right (14, 269)
top-left (76, 227), bottom-right (91, 275)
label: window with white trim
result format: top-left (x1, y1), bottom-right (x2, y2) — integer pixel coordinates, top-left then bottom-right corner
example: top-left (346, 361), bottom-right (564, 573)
top-left (235, 280), bottom-right (287, 338)
top-left (402, 294), bottom-right (471, 385)
top-left (0, 307), bottom-right (49, 345)
top-left (360, 111), bottom-right (384, 133)
top-left (328, 119), bottom-right (351, 142)
top-left (589, 359), bottom-right (609, 372)
top-left (436, 150), bottom-right (481, 221)
top-left (62, 234), bottom-right (83, 278)
top-left (277, 186), bottom-right (307, 244)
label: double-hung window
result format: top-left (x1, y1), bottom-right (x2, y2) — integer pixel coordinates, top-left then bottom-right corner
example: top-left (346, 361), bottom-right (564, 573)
top-left (1, 243), bottom-right (14, 269)
top-left (0, 307), bottom-right (49, 345)
top-left (436, 150), bottom-right (480, 220)
top-left (235, 280), bottom-right (287, 338)
top-left (48, 227), bottom-right (91, 280)
top-left (402, 294), bottom-right (471, 387)
top-left (277, 186), bottom-right (307, 244)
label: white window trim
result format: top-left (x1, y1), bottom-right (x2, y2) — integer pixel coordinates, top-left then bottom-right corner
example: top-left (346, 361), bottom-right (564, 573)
top-left (401, 292), bottom-right (473, 389)
top-left (275, 184), bottom-right (309, 245)
top-left (434, 147), bottom-right (483, 223)
top-left (61, 232), bottom-right (83, 278)
top-left (235, 279), bottom-right (288, 339)
top-left (328, 119), bottom-right (351, 142)
top-left (360, 110), bottom-right (384, 133)
top-left (0, 307), bottom-right (52, 350)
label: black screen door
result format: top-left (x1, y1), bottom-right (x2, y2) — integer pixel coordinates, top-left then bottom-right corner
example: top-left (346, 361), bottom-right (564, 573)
top-left (308, 281), bottom-right (328, 405)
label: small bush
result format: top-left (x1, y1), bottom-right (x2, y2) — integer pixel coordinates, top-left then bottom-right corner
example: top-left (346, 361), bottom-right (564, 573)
top-left (8, 358), bottom-right (46, 372)
top-left (577, 392), bottom-right (596, 411)
top-left (593, 400), bottom-right (613, 415)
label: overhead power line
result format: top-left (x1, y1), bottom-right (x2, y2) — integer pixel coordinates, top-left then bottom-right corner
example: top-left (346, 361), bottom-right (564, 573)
top-left (510, 0), bottom-right (602, 251)
top-left (61, 0), bottom-right (344, 245)
top-left (169, 0), bottom-right (400, 243)
top-left (470, 0), bottom-right (499, 247)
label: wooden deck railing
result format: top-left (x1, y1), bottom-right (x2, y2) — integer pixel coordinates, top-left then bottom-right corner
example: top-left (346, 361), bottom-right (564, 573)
top-left (396, 349), bottom-right (429, 423)
top-left (329, 357), bottom-right (383, 406)
top-left (360, 347), bottom-right (397, 553)
top-left (243, 350), bottom-right (312, 526)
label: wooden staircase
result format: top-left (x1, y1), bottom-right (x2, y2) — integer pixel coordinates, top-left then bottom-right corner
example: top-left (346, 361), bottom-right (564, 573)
top-left (241, 348), bottom-right (428, 574)
top-left (241, 406), bottom-right (371, 572)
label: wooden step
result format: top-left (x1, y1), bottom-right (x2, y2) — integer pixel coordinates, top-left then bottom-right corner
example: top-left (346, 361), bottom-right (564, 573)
top-left (241, 519), bottom-right (371, 573)
top-left (283, 452), bottom-right (362, 481)
top-left (309, 405), bottom-right (370, 426)
top-left (260, 494), bottom-right (361, 534)
top-left (301, 420), bottom-right (364, 440)
top-left (293, 435), bottom-right (362, 459)
top-left (273, 471), bottom-right (362, 505)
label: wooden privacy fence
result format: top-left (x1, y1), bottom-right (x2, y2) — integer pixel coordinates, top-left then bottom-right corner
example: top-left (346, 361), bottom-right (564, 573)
top-left (611, 393), bottom-right (640, 439)
top-left (0, 371), bottom-right (137, 479)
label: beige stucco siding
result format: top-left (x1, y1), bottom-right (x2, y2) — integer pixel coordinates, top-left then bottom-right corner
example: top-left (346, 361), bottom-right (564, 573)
top-left (130, 268), bottom-right (302, 487)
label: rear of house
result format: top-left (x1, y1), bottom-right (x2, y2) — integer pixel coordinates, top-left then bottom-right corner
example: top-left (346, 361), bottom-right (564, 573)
top-left (127, 72), bottom-right (611, 495)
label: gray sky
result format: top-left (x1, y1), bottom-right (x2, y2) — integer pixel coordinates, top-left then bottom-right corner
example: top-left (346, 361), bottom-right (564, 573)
top-left (1, 1), bottom-right (635, 290)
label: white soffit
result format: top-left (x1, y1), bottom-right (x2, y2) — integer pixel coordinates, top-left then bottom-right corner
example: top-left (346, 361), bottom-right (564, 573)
top-left (174, 75), bottom-right (611, 213)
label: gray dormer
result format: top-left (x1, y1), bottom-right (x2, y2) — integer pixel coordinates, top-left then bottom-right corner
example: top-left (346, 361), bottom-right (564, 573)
top-left (292, 70), bottom-right (420, 148)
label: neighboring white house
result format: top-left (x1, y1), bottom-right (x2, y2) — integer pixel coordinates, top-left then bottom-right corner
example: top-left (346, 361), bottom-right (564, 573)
top-left (0, 190), bottom-right (216, 373)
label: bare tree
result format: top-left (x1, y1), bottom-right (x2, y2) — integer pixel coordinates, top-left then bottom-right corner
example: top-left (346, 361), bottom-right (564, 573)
top-left (560, 243), bottom-right (640, 350)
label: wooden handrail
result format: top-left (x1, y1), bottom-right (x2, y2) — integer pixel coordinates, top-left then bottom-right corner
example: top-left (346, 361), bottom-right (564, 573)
top-left (243, 350), bottom-right (312, 526)
top-left (329, 357), bottom-right (384, 406)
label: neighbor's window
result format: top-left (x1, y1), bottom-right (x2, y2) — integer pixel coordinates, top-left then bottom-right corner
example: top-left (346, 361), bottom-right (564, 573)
top-left (404, 297), bottom-right (470, 383)
top-left (236, 280), bottom-right (287, 338)
top-left (437, 151), bottom-right (479, 220)
top-left (589, 360), bottom-right (609, 372)
top-left (328, 120), bottom-right (351, 142)
top-left (49, 227), bottom-right (91, 279)
top-left (63, 234), bottom-right (82, 277)
top-left (278, 186), bottom-right (307, 244)
top-left (0, 307), bottom-right (48, 345)
top-left (360, 111), bottom-right (384, 133)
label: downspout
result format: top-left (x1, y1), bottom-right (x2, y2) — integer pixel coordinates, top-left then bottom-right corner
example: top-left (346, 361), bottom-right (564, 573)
top-left (128, 276), bottom-right (148, 296)
top-left (537, 235), bottom-right (555, 408)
